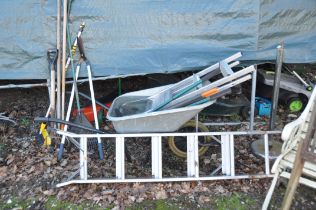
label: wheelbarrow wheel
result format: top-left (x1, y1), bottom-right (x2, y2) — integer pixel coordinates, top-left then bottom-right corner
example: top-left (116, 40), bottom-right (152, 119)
top-left (167, 120), bottom-right (211, 158)
top-left (286, 96), bottom-right (304, 112)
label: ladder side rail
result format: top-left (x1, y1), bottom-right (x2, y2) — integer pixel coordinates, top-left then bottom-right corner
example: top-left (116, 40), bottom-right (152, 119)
top-left (264, 133), bottom-right (271, 175)
top-left (152, 136), bottom-right (162, 179)
top-left (80, 137), bottom-right (88, 180)
top-left (230, 134), bottom-right (235, 176)
top-left (116, 137), bottom-right (125, 180)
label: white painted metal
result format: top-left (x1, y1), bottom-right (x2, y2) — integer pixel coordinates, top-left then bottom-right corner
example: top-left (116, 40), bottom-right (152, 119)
top-left (57, 174), bottom-right (273, 187)
top-left (187, 135), bottom-right (199, 177)
top-left (151, 136), bottom-right (162, 179)
top-left (60, 66), bottom-right (80, 145)
top-left (196, 52), bottom-right (242, 78)
top-left (220, 60), bottom-right (234, 76)
top-left (229, 135), bottom-right (235, 176)
top-left (56, 130), bottom-right (280, 187)
top-left (87, 65), bottom-right (102, 146)
top-left (116, 137), bottom-right (125, 179)
top-left (264, 133), bottom-right (270, 175)
top-left (263, 87), bottom-right (316, 210)
top-left (57, 130), bottom-right (281, 138)
top-left (221, 135), bottom-right (226, 174)
top-left (164, 66), bottom-right (255, 110)
top-left (221, 135), bottom-right (231, 175)
top-left (80, 137), bottom-right (88, 180)
top-left (250, 68), bottom-right (257, 131)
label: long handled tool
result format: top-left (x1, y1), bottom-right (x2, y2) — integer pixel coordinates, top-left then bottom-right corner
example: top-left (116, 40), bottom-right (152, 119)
top-left (65, 22), bottom-right (85, 69)
top-left (58, 63), bottom-right (81, 160)
top-left (292, 71), bottom-right (313, 91)
top-left (57, 36), bottom-right (104, 161)
top-left (36, 49), bottom-right (58, 146)
top-left (56, 0), bottom-right (62, 121)
top-left (161, 65), bottom-right (256, 110)
top-left (58, 63), bottom-right (104, 160)
top-left (78, 37), bottom-right (104, 160)
top-left (65, 23), bottom-right (86, 120)
top-left (47, 49), bottom-right (58, 116)
top-left (61, 0), bottom-right (68, 120)
top-left (117, 53), bottom-right (242, 116)
top-left (35, 105), bottom-right (52, 146)
top-left (284, 65), bottom-right (313, 91)
top-left (169, 74), bottom-right (252, 109)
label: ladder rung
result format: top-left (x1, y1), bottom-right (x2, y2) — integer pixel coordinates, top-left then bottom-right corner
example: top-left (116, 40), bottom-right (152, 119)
top-left (59, 130), bottom-right (278, 187)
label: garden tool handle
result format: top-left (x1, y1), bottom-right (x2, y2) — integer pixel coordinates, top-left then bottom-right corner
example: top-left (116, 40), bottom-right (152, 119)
top-left (201, 88), bottom-right (220, 98)
top-left (47, 48), bottom-right (58, 70)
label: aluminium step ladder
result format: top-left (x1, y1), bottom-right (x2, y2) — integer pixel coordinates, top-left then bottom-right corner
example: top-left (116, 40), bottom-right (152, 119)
top-left (56, 130), bottom-right (281, 187)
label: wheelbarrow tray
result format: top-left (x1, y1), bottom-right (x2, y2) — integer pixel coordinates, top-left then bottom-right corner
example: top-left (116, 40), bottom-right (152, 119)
top-left (107, 85), bottom-right (215, 133)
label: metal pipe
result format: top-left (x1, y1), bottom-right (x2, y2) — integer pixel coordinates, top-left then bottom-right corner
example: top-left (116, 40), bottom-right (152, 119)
top-left (269, 43), bottom-right (284, 130)
top-left (0, 73), bottom-right (143, 90)
top-left (0, 82), bottom-right (48, 90)
top-left (264, 133), bottom-right (270, 175)
top-left (250, 67), bottom-right (257, 131)
top-left (61, 0), bottom-right (68, 120)
top-left (56, 0), bottom-right (62, 120)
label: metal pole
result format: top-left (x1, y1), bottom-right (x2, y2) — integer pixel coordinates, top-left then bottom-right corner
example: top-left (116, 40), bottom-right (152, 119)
top-left (0, 73), bottom-right (144, 90)
top-left (0, 83), bottom-right (48, 90)
top-left (250, 66), bottom-right (257, 131)
top-left (61, 0), bottom-right (68, 120)
top-left (264, 133), bottom-right (270, 175)
top-left (269, 43), bottom-right (284, 130)
top-left (56, 0), bottom-right (62, 120)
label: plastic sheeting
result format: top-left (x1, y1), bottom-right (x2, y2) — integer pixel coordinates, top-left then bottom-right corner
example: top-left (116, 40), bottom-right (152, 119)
top-left (0, 0), bottom-right (316, 80)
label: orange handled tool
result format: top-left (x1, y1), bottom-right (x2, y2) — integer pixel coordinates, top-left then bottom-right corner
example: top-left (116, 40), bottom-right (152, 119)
top-left (201, 88), bottom-right (220, 98)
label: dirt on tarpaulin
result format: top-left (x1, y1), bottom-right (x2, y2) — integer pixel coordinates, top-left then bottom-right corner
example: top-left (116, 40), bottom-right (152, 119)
top-left (0, 76), bottom-right (316, 209)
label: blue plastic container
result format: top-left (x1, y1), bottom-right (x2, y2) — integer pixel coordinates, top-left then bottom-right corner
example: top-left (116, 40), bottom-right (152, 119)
top-left (255, 97), bottom-right (271, 116)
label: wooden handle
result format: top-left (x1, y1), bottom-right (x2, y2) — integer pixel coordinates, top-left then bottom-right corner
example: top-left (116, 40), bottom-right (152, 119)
top-left (201, 88), bottom-right (220, 98)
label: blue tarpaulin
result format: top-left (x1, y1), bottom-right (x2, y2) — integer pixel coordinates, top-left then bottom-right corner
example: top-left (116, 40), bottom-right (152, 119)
top-left (0, 0), bottom-right (316, 79)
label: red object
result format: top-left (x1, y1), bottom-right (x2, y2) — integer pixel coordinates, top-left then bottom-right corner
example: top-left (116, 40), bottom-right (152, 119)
top-left (72, 102), bottom-right (111, 123)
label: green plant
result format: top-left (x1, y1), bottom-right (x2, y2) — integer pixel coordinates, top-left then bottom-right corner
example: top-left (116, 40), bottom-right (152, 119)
top-left (127, 199), bottom-right (179, 210)
top-left (45, 197), bottom-right (103, 210)
top-left (20, 118), bottom-right (31, 127)
top-left (0, 197), bottom-right (33, 210)
top-left (230, 114), bottom-right (241, 121)
top-left (215, 193), bottom-right (255, 210)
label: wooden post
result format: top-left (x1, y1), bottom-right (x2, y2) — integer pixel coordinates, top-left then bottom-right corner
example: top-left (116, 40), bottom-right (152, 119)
top-left (56, 0), bottom-right (62, 121)
top-left (281, 141), bottom-right (305, 210)
top-left (61, 0), bottom-right (68, 120)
